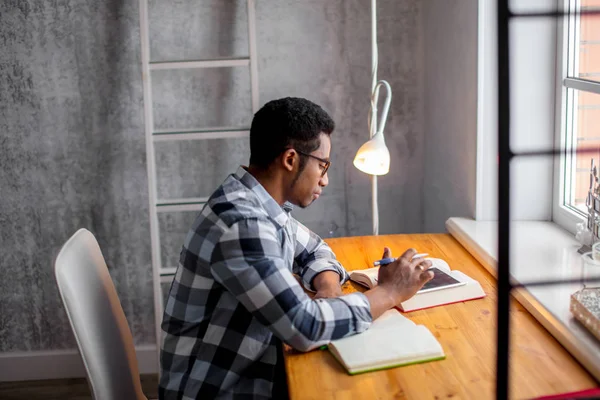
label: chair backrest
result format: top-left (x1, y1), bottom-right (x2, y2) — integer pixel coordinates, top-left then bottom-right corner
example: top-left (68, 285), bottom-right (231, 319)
top-left (54, 229), bottom-right (147, 400)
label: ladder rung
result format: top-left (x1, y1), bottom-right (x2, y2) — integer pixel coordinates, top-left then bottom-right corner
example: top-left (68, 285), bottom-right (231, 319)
top-left (157, 203), bottom-right (206, 213)
top-left (160, 268), bottom-right (177, 277)
top-left (153, 127), bottom-right (250, 142)
top-left (157, 197), bottom-right (209, 205)
top-left (149, 57), bottom-right (250, 70)
top-left (156, 198), bottom-right (208, 213)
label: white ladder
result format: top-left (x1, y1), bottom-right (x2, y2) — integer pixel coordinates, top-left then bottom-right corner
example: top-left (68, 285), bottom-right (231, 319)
top-left (138, 0), bottom-right (259, 367)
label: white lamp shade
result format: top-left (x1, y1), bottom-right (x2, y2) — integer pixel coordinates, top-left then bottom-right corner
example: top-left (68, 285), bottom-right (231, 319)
top-left (353, 133), bottom-right (390, 175)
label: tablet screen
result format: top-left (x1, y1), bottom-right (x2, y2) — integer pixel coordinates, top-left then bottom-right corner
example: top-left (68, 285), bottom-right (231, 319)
top-left (417, 267), bottom-right (466, 294)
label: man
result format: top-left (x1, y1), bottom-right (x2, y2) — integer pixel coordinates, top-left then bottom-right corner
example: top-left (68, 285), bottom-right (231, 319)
top-left (159, 97), bottom-right (433, 399)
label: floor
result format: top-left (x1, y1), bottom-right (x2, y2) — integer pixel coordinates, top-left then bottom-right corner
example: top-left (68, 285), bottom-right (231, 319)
top-left (0, 374), bottom-right (159, 400)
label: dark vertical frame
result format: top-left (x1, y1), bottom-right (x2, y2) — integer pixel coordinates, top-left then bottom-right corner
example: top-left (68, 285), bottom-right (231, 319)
top-left (496, 0), bottom-right (511, 398)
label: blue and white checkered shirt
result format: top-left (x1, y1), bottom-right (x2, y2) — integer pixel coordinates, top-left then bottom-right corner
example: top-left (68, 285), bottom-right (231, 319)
top-left (159, 166), bottom-right (372, 399)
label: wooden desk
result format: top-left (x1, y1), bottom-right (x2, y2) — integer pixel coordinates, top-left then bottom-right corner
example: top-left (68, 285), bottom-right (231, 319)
top-left (283, 234), bottom-right (597, 399)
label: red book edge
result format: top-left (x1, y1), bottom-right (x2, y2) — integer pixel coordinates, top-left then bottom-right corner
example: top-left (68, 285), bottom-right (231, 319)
top-left (533, 388), bottom-right (600, 399)
top-left (396, 294), bottom-right (486, 313)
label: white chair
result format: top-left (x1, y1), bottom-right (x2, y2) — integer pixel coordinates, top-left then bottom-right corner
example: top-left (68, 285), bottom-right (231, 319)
top-left (54, 228), bottom-right (148, 400)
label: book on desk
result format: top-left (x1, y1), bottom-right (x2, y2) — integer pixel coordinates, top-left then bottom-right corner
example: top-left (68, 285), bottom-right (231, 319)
top-left (327, 257), bottom-right (486, 375)
top-left (349, 257), bottom-right (486, 312)
top-left (328, 309), bottom-right (445, 375)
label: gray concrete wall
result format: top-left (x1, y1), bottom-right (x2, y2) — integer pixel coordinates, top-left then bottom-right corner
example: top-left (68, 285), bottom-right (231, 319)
top-left (256, 0), bottom-right (425, 236)
top-left (0, 1), bottom-right (154, 351)
top-left (422, 0), bottom-right (478, 232)
top-left (1, 0), bottom-right (425, 352)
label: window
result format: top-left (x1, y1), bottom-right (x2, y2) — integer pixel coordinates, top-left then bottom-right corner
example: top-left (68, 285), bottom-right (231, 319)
top-left (555, 0), bottom-right (600, 231)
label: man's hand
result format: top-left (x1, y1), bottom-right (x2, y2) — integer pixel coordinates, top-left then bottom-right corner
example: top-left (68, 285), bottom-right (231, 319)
top-left (364, 247), bottom-right (433, 320)
top-left (312, 271), bottom-right (343, 299)
top-left (377, 248), bottom-right (433, 304)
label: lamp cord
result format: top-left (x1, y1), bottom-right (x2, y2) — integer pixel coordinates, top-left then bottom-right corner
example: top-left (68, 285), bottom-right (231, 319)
top-left (368, 0), bottom-right (378, 140)
top-left (368, 0), bottom-right (393, 235)
top-left (370, 0), bottom-right (379, 235)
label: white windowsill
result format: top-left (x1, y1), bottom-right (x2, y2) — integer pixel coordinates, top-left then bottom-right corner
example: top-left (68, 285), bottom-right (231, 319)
top-left (446, 217), bottom-right (600, 381)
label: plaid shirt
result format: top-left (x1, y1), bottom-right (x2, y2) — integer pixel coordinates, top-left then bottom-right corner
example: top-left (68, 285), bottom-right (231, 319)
top-left (159, 166), bottom-right (372, 400)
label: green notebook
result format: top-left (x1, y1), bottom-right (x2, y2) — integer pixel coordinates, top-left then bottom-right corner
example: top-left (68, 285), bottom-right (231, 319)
top-left (328, 310), bottom-right (445, 375)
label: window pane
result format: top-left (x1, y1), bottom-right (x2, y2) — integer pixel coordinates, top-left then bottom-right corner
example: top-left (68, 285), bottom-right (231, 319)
top-left (566, 90), bottom-right (600, 213)
top-left (576, 1), bottom-right (600, 82)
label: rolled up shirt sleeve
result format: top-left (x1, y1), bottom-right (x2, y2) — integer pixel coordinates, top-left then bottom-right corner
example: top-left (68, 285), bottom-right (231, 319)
top-left (209, 217), bottom-right (372, 352)
top-left (290, 217), bottom-right (349, 292)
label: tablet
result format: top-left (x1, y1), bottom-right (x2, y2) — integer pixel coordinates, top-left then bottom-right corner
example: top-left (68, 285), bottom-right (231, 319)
top-left (417, 267), bottom-right (466, 294)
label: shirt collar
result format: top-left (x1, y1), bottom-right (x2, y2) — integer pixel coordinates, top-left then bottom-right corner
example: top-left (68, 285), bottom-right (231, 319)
top-left (234, 166), bottom-right (290, 228)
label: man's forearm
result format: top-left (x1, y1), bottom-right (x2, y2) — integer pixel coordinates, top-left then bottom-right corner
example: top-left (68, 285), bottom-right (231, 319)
top-left (314, 272), bottom-right (397, 319)
top-left (364, 286), bottom-right (397, 320)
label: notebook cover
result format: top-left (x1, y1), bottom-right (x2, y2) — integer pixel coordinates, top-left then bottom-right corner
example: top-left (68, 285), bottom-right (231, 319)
top-left (346, 355), bottom-right (446, 375)
top-left (327, 347), bottom-right (446, 376)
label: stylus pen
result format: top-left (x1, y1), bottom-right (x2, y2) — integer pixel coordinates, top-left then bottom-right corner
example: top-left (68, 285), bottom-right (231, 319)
top-left (373, 253), bottom-right (429, 266)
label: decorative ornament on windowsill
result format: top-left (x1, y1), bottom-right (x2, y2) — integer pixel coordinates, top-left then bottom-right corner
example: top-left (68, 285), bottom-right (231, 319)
top-left (576, 159), bottom-right (600, 253)
top-left (571, 251), bottom-right (600, 342)
top-left (352, 0), bottom-right (392, 236)
top-left (570, 288), bottom-right (600, 342)
top-left (572, 159), bottom-right (600, 343)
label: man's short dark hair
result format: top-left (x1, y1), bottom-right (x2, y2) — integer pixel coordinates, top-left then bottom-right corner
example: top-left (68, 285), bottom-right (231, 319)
top-left (249, 97), bottom-right (335, 170)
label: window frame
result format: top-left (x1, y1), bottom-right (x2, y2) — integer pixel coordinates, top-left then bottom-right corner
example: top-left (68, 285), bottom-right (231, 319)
top-left (552, 0), bottom-right (600, 233)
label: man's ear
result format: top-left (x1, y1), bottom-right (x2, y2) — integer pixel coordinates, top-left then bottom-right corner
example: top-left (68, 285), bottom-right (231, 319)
top-left (280, 148), bottom-right (297, 172)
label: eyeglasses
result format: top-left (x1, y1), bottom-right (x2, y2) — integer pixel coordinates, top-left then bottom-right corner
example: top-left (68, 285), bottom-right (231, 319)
top-left (295, 150), bottom-right (331, 177)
